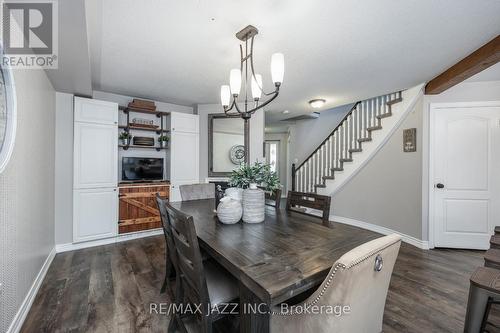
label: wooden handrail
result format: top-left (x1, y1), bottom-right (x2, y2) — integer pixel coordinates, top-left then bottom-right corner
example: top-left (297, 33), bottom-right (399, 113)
top-left (295, 101), bottom-right (361, 171)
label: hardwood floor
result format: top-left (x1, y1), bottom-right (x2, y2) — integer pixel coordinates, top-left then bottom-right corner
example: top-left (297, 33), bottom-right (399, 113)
top-left (21, 225), bottom-right (500, 332)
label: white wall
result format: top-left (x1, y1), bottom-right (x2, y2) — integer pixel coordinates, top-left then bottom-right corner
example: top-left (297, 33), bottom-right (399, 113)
top-left (289, 103), bottom-right (354, 165)
top-left (332, 96), bottom-right (424, 239)
top-left (197, 103), bottom-right (264, 181)
top-left (0, 68), bottom-right (56, 333)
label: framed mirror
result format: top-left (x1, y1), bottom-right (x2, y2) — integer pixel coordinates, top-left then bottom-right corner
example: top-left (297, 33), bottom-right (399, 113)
top-left (0, 44), bottom-right (17, 174)
top-left (208, 114), bottom-right (248, 177)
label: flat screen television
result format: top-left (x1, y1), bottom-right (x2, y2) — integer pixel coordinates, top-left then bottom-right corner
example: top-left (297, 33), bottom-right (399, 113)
top-left (122, 157), bottom-right (164, 181)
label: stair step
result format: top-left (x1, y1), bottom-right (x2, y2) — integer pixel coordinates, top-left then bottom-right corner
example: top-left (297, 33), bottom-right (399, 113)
top-left (314, 184), bottom-right (326, 188)
top-left (358, 137), bottom-right (372, 143)
top-left (349, 148), bottom-right (362, 153)
top-left (367, 125), bottom-right (382, 131)
top-left (339, 158), bottom-right (353, 163)
top-left (387, 97), bottom-right (403, 106)
top-left (323, 175), bottom-right (335, 180)
top-left (332, 167), bottom-right (343, 172)
top-left (376, 112), bottom-right (392, 119)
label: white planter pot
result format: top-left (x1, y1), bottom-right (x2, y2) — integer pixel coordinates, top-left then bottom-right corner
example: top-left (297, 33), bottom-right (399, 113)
top-left (242, 186), bottom-right (265, 223)
top-left (225, 187), bottom-right (243, 202)
top-left (217, 197), bottom-right (242, 224)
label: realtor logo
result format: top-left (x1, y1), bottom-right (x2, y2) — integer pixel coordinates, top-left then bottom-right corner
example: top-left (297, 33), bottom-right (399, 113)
top-left (1, 0), bottom-right (58, 68)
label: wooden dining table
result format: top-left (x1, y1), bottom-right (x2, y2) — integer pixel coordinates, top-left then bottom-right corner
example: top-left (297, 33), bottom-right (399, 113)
top-left (169, 199), bottom-right (379, 333)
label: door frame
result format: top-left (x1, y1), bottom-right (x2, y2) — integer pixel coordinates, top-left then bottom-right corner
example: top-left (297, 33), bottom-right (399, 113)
top-left (427, 101), bottom-right (500, 249)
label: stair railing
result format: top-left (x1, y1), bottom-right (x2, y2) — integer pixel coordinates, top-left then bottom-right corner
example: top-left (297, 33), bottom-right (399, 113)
top-left (291, 91), bottom-right (402, 193)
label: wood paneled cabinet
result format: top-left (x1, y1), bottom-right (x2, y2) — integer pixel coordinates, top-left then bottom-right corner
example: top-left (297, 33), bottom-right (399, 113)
top-left (118, 182), bottom-right (170, 234)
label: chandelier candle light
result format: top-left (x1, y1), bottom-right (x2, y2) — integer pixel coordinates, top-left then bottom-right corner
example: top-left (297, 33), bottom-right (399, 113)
top-left (220, 25), bottom-right (284, 162)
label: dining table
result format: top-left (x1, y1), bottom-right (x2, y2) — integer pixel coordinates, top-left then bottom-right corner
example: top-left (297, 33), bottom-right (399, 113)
top-left (169, 198), bottom-right (379, 333)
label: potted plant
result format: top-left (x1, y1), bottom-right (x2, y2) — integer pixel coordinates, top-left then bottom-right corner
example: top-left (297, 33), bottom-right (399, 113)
top-left (119, 131), bottom-right (131, 146)
top-left (228, 162), bottom-right (281, 223)
top-left (158, 134), bottom-right (169, 148)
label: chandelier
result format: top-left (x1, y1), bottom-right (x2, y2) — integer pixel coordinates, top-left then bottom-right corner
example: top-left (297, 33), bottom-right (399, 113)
top-left (220, 25), bottom-right (284, 120)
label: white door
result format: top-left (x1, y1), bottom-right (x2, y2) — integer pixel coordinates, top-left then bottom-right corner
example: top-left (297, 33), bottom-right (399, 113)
top-left (74, 122), bottom-right (118, 189)
top-left (74, 97), bottom-right (118, 125)
top-left (73, 188), bottom-right (118, 242)
top-left (432, 103), bottom-right (500, 249)
top-left (170, 113), bottom-right (199, 201)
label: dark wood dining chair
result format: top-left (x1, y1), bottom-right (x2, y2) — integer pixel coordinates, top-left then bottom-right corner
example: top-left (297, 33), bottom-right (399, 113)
top-left (164, 201), bottom-right (239, 333)
top-left (258, 186), bottom-right (282, 209)
top-left (286, 190), bottom-right (332, 227)
top-left (155, 194), bottom-right (177, 296)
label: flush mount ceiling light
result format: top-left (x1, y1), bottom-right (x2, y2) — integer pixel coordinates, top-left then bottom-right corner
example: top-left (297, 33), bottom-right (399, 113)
top-left (282, 110), bottom-right (290, 114)
top-left (309, 99), bottom-right (326, 109)
top-left (220, 25), bottom-right (284, 121)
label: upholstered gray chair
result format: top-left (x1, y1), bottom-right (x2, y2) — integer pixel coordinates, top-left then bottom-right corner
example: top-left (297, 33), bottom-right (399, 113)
top-left (179, 183), bottom-right (215, 201)
top-left (271, 234), bottom-right (401, 333)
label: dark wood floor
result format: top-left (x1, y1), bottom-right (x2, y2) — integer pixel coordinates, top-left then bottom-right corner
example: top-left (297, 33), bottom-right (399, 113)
top-left (21, 224), bottom-right (500, 333)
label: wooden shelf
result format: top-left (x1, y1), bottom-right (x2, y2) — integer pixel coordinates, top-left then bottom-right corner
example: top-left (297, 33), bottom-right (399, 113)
top-left (119, 144), bottom-right (168, 151)
top-left (119, 105), bottom-right (170, 117)
top-left (118, 125), bottom-right (170, 134)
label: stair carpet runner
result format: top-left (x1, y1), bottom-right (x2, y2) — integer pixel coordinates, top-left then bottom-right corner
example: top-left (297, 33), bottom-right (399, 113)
top-left (294, 91), bottom-right (403, 194)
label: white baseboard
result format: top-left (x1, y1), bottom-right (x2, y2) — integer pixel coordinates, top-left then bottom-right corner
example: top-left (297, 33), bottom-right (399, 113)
top-left (332, 215), bottom-right (430, 250)
top-left (56, 228), bottom-right (163, 253)
top-left (7, 247), bottom-right (56, 333)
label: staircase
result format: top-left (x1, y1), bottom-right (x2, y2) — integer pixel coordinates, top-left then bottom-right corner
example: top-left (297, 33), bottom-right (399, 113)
top-left (292, 91), bottom-right (403, 194)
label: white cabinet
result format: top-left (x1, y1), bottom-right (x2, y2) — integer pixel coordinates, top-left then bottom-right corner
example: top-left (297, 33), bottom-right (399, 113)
top-left (170, 112), bottom-right (199, 202)
top-left (73, 188), bottom-right (118, 242)
top-left (73, 97), bottom-right (118, 243)
top-left (74, 122), bottom-right (118, 188)
top-left (74, 97), bottom-right (118, 125)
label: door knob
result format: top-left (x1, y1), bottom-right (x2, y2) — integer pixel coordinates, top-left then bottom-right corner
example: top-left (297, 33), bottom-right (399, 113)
top-left (436, 183), bottom-right (445, 189)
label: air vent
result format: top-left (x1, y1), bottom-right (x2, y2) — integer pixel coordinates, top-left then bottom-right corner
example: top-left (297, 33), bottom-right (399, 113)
top-left (281, 112), bottom-right (320, 121)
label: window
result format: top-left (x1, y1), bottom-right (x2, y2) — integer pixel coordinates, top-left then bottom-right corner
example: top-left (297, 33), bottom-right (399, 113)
top-left (265, 140), bottom-right (280, 177)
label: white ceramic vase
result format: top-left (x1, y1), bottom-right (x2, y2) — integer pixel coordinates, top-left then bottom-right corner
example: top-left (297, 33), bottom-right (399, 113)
top-left (225, 187), bottom-right (244, 202)
top-left (242, 183), bottom-right (265, 223)
top-left (217, 197), bottom-right (242, 224)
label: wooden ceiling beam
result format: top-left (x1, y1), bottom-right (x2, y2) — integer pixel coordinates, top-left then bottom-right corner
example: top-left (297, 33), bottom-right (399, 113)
top-left (425, 35), bottom-right (500, 95)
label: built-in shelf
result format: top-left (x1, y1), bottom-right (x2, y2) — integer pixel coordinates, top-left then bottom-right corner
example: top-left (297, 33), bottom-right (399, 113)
top-left (118, 125), bottom-right (170, 134)
top-left (119, 144), bottom-right (168, 151)
top-left (119, 105), bottom-right (170, 117)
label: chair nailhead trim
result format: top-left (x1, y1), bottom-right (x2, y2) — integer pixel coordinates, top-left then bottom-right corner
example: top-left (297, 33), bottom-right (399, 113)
top-left (271, 239), bottom-right (400, 316)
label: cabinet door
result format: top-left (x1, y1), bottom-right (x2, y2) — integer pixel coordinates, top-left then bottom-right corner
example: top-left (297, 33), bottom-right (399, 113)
top-left (73, 188), bottom-right (118, 243)
top-left (74, 122), bottom-right (118, 189)
top-left (74, 97), bottom-right (118, 125)
top-left (170, 113), bottom-right (199, 202)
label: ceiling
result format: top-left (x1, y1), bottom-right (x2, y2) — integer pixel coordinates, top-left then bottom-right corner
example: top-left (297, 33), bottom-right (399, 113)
top-left (56, 0), bottom-right (500, 123)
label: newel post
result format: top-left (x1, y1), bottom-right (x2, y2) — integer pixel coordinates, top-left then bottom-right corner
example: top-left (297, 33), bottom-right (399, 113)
top-left (291, 163), bottom-right (296, 191)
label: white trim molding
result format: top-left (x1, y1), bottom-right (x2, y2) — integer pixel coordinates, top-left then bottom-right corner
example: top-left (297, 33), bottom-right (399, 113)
top-left (7, 247), bottom-right (56, 333)
top-left (332, 215), bottom-right (430, 250)
top-left (56, 228), bottom-right (163, 253)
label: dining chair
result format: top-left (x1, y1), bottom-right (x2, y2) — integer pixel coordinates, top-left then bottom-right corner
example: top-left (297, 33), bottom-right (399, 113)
top-left (179, 183), bottom-right (215, 201)
top-left (271, 234), bottom-right (401, 333)
top-left (155, 194), bottom-right (177, 296)
top-left (285, 190), bottom-right (331, 227)
top-left (165, 201), bottom-right (239, 333)
top-left (258, 186), bottom-right (282, 209)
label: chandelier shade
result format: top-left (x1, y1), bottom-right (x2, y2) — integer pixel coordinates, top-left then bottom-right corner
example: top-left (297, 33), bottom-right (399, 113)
top-left (229, 69), bottom-right (242, 95)
top-left (220, 85), bottom-right (231, 107)
top-left (271, 53), bottom-right (284, 85)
